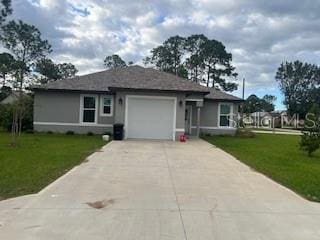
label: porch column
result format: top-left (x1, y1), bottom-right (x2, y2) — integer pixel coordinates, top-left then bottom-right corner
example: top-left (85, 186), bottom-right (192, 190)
top-left (196, 107), bottom-right (201, 137)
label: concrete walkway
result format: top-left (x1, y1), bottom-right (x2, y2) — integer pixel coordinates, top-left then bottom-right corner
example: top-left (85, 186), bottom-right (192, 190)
top-left (1, 140), bottom-right (320, 239)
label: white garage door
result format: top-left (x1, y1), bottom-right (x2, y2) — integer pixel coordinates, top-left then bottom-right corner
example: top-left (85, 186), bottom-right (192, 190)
top-left (126, 96), bottom-right (176, 140)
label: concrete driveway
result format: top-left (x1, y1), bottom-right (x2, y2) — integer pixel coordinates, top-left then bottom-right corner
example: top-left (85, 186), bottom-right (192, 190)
top-left (1, 140), bottom-right (320, 239)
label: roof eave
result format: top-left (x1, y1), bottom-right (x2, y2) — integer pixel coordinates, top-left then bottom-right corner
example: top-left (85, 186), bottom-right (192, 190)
top-left (30, 87), bottom-right (111, 94)
top-left (204, 98), bottom-right (244, 102)
top-left (108, 87), bottom-right (210, 94)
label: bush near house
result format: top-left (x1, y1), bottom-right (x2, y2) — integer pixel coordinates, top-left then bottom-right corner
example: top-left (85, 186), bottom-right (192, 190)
top-left (235, 128), bottom-right (256, 138)
top-left (0, 95), bottom-right (33, 132)
top-left (299, 104), bottom-right (320, 156)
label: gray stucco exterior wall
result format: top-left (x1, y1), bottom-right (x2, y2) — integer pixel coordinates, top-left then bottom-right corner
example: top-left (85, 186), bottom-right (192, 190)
top-left (188, 99), bottom-right (239, 136)
top-left (34, 91), bottom-right (114, 134)
top-left (34, 90), bottom-right (186, 140)
top-left (34, 125), bottom-right (112, 134)
top-left (34, 90), bottom-right (240, 138)
top-left (34, 91), bottom-right (80, 123)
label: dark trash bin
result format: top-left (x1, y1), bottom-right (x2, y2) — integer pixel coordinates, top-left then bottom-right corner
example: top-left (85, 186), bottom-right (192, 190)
top-left (113, 123), bottom-right (124, 140)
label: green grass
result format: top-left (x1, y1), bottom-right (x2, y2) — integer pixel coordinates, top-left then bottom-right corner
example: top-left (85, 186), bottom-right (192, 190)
top-left (203, 134), bottom-right (320, 202)
top-left (0, 132), bottom-right (105, 200)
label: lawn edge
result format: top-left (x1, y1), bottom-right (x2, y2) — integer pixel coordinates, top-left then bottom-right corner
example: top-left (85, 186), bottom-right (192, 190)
top-left (37, 141), bottom-right (110, 195)
top-left (0, 139), bottom-right (109, 202)
top-left (202, 138), bottom-right (319, 203)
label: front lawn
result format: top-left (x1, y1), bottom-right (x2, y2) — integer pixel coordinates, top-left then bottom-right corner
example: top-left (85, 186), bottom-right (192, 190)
top-left (0, 132), bottom-right (105, 200)
top-left (203, 134), bottom-right (320, 202)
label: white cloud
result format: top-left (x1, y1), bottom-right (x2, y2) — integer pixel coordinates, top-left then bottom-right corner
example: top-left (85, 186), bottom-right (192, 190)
top-left (7, 0), bottom-right (320, 107)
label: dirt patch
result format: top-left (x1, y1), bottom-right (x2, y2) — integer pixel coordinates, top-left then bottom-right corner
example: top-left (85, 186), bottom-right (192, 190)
top-left (86, 199), bottom-right (115, 209)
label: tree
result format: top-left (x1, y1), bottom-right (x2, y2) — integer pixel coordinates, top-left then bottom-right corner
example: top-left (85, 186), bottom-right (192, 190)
top-left (1, 20), bottom-right (52, 89)
top-left (243, 94), bottom-right (262, 113)
top-left (261, 95), bottom-right (277, 112)
top-left (35, 59), bottom-right (78, 83)
top-left (275, 60), bottom-right (319, 117)
top-left (57, 62), bottom-right (78, 79)
top-left (243, 94), bottom-right (276, 113)
top-left (0, 94), bottom-right (33, 131)
top-left (200, 39), bottom-right (238, 91)
top-left (300, 104), bottom-right (320, 156)
top-left (262, 95), bottom-right (277, 105)
top-left (0, 0), bottom-right (12, 26)
top-left (147, 35), bottom-right (187, 78)
top-left (184, 34), bottom-right (208, 83)
top-left (0, 52), bottom-right (15, 87)
top-left (146, 35), bottom-right (237, 90)
top-left (104, 54), bottom-right (126, 70)
top-left (0, 85), bottom-right (11, 101)
top-left (1, 20), bottom-right (51, 145)
top-left (35, 58), bottom-right (60, 83)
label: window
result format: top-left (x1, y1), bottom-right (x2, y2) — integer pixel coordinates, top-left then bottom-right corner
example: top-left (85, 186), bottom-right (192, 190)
top-left (219, 103), bottom-right (232, 127)
top-left (100, 95), bottom-right (113, 116)
top-left (81, 95), bottom-right (97, 123)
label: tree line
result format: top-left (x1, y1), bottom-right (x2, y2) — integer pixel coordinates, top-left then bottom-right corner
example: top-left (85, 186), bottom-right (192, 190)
top-left (0, 0), bottom-right (78, 145)
top-left (0, 2), bottom-right (78, 96)
top-left (104, 34), bottom-right (238, 92)
top-left (276, 60), bottom-right (320, 117)
top-left (243, 94), bottom-right (277, 113)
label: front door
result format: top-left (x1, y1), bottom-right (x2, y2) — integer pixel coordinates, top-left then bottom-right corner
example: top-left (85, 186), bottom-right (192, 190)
top-left (185, 105), bottom-right (192, 135)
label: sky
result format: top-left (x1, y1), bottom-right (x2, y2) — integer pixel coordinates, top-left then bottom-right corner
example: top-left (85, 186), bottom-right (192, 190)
top-left (10, 0), bottom-right (320, 110)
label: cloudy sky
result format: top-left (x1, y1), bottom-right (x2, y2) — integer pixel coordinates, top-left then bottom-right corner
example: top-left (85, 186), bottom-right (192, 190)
top-left (11, 0), bottom-right (320, 109)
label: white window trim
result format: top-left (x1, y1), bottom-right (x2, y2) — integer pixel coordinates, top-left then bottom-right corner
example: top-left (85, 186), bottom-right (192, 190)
top-left (79, 94), bottom-right (98, 125)
top-left (218, 102), bottom-right (234, 128)
top-left (100, 95), bottom-right (114, 117)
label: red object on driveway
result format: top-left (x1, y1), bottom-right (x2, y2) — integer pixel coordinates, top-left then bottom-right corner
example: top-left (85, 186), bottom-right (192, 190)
top-left (180, 134), bottom-right (186, 142)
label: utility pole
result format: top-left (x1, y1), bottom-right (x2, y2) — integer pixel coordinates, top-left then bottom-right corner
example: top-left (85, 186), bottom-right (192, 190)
top-left (240, 78), bottom-right (245, 128)
top-left (242, 78), bottom-right (245, 99)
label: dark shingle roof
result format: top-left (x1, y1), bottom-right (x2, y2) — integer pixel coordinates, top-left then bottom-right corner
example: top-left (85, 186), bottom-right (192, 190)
top-left (204, 88), bottom-right (243, 101)
top-left (32, 65), bottom-right (209, 94)
top-left (32, 65), bottom-right (242, 101)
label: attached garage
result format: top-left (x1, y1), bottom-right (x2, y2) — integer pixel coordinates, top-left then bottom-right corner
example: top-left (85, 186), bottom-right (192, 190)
top-left (125, 96), bottom-right (176, 140)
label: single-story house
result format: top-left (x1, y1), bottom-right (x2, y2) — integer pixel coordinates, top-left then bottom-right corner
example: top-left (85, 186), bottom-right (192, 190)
top-left (0, 91), bottom-right (28, 105)
top-left (31, 66), bottom-right (243, 140)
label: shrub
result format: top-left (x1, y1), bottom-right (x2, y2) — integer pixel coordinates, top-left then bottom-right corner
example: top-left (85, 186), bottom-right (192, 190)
top-left (66, 131), bottom-right (74, 135)
top-left (300, 132), bottom-right (320, 156)
top-left (300, 104), bottom-right (320, 156)
top-left (47, 131), bottom-right (53, 134)
top-left (236, 128), bottom-right (256, 138)
top-left (87, 132), bottom-right (94, 136)
top-left (0, 86), bottom-right (12, 101)
top-left (0, 95), bottom-right (33, 132)
top-left (0, 103), bottom-right (13, 131)
top-left (218, 134), bottom-right (231, 137)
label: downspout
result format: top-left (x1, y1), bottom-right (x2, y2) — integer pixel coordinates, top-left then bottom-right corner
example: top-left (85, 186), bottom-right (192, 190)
top-left (197, 107), bottom-right (201, 137)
